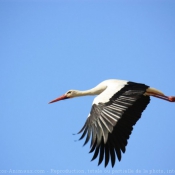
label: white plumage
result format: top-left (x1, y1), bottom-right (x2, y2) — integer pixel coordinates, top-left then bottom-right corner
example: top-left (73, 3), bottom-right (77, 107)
top-left (92, 80), bottom-right (127, 104)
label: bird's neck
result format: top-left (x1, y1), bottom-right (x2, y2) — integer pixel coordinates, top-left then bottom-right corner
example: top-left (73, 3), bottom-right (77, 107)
top-left (76, 85), bottom-right (107, 97)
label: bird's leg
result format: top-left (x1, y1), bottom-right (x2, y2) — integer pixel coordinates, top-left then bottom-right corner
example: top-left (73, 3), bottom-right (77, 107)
top-left (145, 87), bottom-right (175, 102)
top-left (148, 93), bottom-right (175, 102)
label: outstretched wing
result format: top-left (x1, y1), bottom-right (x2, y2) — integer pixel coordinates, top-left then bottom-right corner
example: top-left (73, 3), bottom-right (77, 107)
top-left (78, 82), bottom-right (150, 167)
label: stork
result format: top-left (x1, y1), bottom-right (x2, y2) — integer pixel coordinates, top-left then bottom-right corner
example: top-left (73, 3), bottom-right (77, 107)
top-left (49, 79), bottom-right (175, 167)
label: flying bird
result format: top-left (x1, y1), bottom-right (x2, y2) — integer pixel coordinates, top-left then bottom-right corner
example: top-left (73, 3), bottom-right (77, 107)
top-left (49, 79), bottom-right (175, 167)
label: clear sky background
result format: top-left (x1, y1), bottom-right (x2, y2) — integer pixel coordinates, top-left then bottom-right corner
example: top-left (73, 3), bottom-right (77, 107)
top-left (0, 0), bottom-right (175, 174)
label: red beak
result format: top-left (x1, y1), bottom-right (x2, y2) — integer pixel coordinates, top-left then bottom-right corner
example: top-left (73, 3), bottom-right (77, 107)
top-left (48, 95), bottom-right (68, 104)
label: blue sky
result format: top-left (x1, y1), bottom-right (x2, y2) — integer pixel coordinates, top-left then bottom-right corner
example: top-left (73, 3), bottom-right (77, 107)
top-left (1, 0), bottom-right (175, 174)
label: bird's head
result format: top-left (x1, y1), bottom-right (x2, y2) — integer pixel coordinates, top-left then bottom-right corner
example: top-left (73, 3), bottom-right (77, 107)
top-left (48, 90), bottom-right (80, 104)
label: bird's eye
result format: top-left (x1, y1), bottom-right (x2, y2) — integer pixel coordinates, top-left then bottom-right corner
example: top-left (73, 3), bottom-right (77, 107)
top-left (67, 91), bottom-right (72, 94)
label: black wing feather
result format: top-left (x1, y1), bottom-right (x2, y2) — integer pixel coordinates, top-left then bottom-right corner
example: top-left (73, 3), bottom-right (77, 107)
top-left (98, 139), bottom-right (105, 165)
top-left (91, 146), bottom-right (100, 161)
top-left (104, 143), bottom-right (110, 167)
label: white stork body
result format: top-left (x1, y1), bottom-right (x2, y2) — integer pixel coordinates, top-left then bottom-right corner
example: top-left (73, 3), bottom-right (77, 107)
top-left (49, 79), bottom-right (175, 167)
top-left (92, 79), bottom-right (127, 104)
